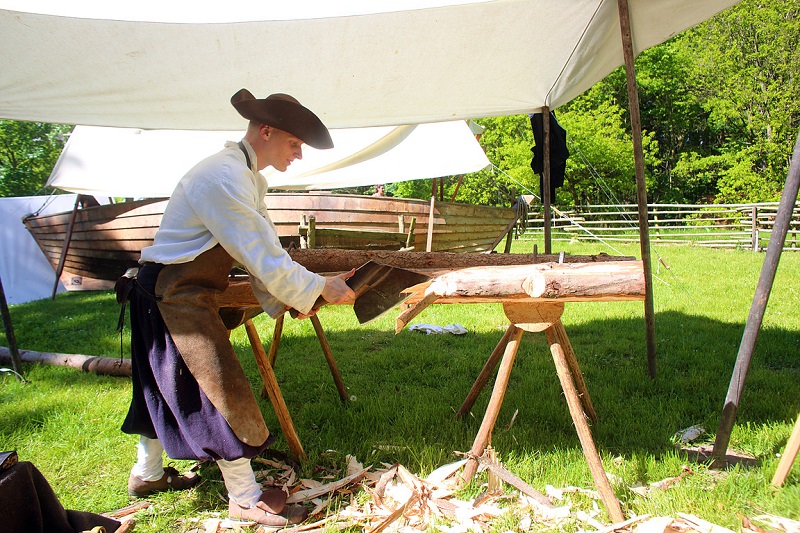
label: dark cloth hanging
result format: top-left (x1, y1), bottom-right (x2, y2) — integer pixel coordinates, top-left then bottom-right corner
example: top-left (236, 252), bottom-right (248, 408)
top-left (530, 112), bottom-right (569, 200)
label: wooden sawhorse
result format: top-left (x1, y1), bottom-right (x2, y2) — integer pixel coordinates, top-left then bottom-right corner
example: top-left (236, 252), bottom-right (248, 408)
top-left (454, 301), bottom-right (624, 521)
top-left (221, 301), bottom-right (348, 463)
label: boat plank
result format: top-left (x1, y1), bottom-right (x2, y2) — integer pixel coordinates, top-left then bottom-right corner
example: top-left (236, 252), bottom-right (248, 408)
top-left (24, 194), bottom-right (521, 282)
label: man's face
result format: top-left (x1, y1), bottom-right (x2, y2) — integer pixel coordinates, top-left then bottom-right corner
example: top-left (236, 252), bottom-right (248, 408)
top-left (263, 126), bottom-right (303, 172)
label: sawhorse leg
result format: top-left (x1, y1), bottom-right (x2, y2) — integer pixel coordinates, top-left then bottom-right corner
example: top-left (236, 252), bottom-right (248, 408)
top-left (461, 325), bottom-right (524, 482)
top-left (456, 324), bottom-right (515, 419)
top-left (772, 412), bottom-right (800, 487)
top-left (310, 314), bottom-right (349, 403)
top-left (244, 318), bottom-right (306, 462)
top-left (546, 319), bottom-right (622, 522)
top-left (260, 313), bottom-right (285, 398)
top-left (259, 313), bottom-right (349, 403)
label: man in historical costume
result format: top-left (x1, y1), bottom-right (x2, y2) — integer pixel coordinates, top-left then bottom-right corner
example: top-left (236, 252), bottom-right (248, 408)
top-left (121, 89), bottom-right (355, 527)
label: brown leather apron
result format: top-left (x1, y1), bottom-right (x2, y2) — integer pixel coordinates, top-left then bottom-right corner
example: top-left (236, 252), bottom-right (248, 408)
top-left (154, 245), bottom-right (270, 446)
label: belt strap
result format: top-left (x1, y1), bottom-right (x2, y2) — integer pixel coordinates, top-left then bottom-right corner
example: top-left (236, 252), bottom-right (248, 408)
top-left (237, 141), bottom-right (252, 170)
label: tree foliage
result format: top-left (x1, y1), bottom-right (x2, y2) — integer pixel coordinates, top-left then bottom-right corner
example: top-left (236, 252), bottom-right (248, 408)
top-left (0, 121), bottom-right (72, 197)
top-left (453, 0), bottom-right (799, 208)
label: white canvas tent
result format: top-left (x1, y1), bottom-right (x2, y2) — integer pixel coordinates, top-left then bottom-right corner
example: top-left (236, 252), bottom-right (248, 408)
top-left (47, 122), bottom-right (490, 198)
top-left (1, 0), bottom-right (746, 377)
top-left (0, 195), bottom-right (75, 304)
top-left (0, 0), bottom-right (738, 130)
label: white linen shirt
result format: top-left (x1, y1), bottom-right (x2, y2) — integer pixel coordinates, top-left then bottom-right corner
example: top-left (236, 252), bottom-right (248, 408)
top-left (140, 139), bottom-right (325, 316)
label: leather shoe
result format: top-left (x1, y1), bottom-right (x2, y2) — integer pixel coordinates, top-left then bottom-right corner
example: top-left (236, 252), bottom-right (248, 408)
top-left (128, 466), bottom-right (200, 498)
top-left (229, 490), bottom-right (307, 527)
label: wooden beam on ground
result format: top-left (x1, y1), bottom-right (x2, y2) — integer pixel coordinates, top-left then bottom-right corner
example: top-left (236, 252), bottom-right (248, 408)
top-left (617, 0), bottom-right (657, 378)
top-left (0, 346), bottom-right (130, 376)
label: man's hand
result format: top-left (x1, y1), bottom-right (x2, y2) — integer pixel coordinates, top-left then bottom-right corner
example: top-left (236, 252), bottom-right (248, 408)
top-left (321, 268), bottom-right (356, 304)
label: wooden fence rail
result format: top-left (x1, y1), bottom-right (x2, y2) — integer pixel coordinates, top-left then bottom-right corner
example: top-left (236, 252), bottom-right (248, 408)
top-left (522, 203), bottom-right (800, 251)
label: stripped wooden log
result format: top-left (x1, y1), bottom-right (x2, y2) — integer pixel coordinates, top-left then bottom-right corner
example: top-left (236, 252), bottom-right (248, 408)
top-left (404, 261), bottom-right (645, 305)
top-left (0, 346), bottom-right (130, 376)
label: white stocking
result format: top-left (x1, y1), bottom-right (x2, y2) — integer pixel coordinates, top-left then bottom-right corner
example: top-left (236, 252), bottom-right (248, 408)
top-left (130, 435), bottom-right (165, 481)
top-left (217, 457), bottom-right (262, 508)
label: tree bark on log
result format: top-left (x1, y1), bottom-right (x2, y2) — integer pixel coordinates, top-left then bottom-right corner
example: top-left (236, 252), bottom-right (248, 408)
top-left (220, 257), bottom-right (644, 310)
top-left (288, 249), bottom-right (633, 274)
top-left (0, 346), bottom-right (131, 377)
top-left (406, 261), bottom-right (645, 303)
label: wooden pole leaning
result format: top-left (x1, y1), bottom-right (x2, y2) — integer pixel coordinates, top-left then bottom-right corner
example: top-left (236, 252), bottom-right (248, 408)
top-left (51, 195), bottom-right (81, 299)
top-left (617, 0), bottom-right (657, 378)
top-left (0, 274), bottom-right (24, 377)
top-left (244, 318), bottom-right (307, 462)
top-left (712, 129), bottom-right (800, 467)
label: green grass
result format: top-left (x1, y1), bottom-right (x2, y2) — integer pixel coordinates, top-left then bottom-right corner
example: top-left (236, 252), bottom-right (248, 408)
top-left (2, 240), bottom-right (800, 531)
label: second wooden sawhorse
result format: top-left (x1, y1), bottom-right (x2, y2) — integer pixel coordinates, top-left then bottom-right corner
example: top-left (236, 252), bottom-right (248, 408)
top-left (458, 301), bottom-right (623, 522)
top-left (396, 260), bottom-right (647, 523)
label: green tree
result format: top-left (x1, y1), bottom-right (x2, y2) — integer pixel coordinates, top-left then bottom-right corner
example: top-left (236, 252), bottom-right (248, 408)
top-left (675, 0), bottom-right (800, 203)
top-left (0, 120), bottom-right (72, 197)
top-left (558, 88), bottom-right (659, 206)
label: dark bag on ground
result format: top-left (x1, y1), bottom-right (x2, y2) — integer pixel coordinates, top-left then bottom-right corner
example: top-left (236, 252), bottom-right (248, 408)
top-left (0, 458), bottom-right (122, 533)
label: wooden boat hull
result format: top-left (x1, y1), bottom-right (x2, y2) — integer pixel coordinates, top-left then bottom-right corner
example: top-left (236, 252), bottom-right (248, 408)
top-left (23, 193), bottom-right (518, 282)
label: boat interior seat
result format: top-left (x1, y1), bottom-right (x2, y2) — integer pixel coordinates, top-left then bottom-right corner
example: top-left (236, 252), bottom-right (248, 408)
top-left (298, 214), bottom-right (415, 251)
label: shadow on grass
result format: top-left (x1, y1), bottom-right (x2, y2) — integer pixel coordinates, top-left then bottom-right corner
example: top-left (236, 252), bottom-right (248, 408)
top-left (4, 292), bottom-right (799, 475)
top-left (237, 309), bottom-right (800, 472)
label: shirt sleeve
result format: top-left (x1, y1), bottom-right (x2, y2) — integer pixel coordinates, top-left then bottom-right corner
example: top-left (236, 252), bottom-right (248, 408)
top-left (186, 160), bottom-right (325, 314)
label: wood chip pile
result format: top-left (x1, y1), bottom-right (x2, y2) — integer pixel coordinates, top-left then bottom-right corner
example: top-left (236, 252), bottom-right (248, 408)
top-left (107, 453), bottom-right (800, 533)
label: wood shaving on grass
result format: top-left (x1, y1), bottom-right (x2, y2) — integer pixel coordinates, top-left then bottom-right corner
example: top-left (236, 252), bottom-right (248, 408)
top-left (108, 453), bottom-right (800, 533)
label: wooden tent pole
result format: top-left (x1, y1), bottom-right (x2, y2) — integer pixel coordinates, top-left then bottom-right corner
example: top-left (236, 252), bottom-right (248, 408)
top-left (712, 128), bottom-right (800, 467)
top-left (51, 194), bottom-right (81, 299)
top-left (450, 175), bottom-right (464, 202)
top-left (542, 105), bottom-right (552, 254)
top-left (0, 274), bottom-right (24, 377)
top-left (426, 196), bottom-right (435, 252)
top-left (617, 0), bottom-right (657, 378)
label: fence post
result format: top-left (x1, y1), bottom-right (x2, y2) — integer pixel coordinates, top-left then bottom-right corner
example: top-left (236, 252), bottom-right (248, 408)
top-left (751, 206), bottom-right (758, 252)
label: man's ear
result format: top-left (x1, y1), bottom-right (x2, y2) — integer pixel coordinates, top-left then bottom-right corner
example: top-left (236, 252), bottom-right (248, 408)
top-left (261, 124), bottom-right (271, 140)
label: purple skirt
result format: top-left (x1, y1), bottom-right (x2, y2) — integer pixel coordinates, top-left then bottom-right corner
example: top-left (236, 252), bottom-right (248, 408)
top-left (121, 263), bottom-right (273, 461)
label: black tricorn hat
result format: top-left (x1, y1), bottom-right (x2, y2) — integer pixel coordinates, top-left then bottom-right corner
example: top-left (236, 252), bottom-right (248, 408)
top-left (230, 88), bottom-right (333, 149)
